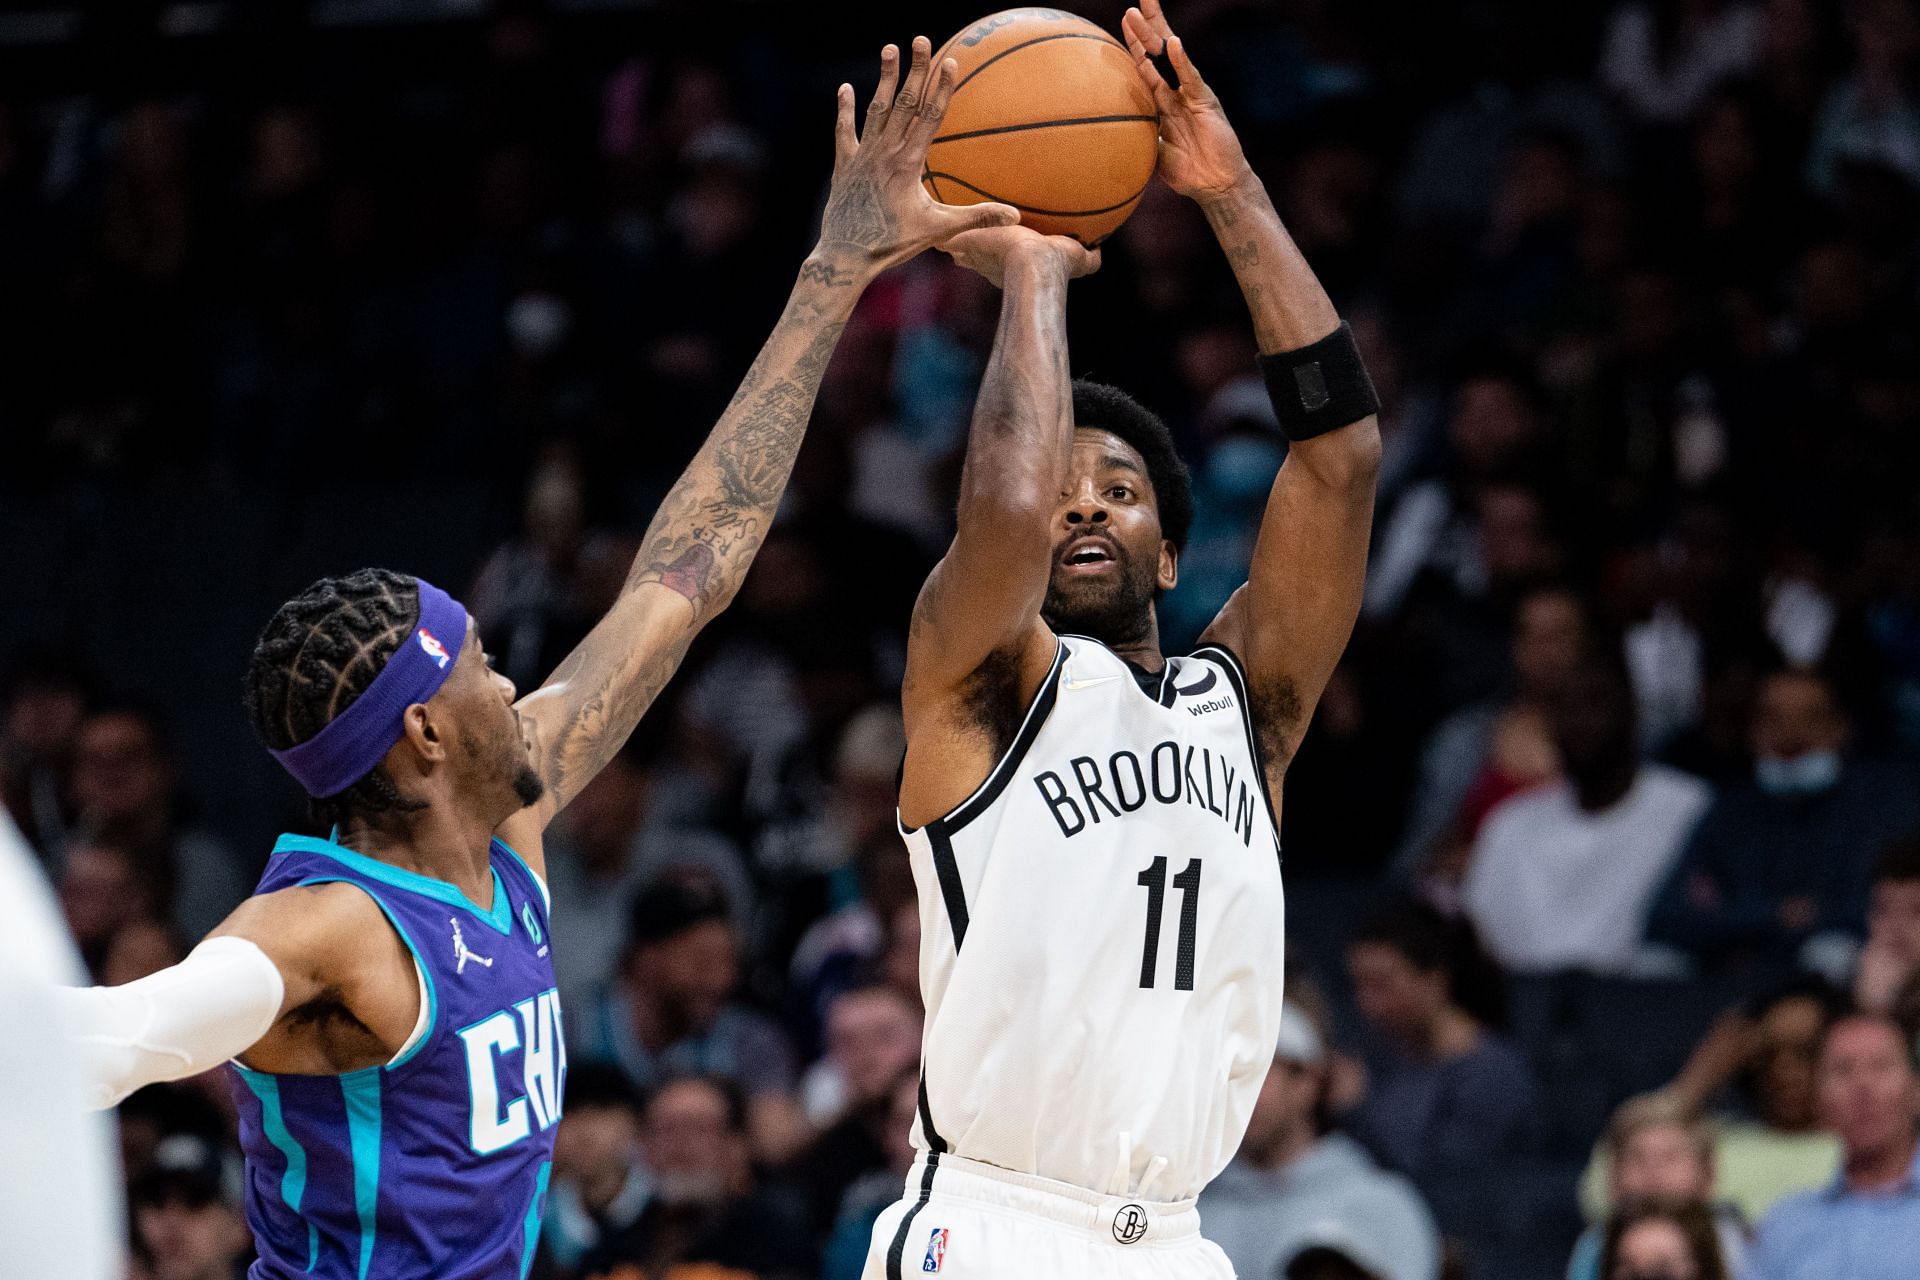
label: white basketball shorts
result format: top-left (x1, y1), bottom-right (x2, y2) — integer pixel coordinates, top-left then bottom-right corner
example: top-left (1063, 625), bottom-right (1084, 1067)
top-left (860, 1152), bottom-right (1236, 1280)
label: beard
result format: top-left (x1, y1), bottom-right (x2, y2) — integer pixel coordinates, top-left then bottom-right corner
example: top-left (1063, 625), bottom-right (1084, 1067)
top-left (511, 763), bottom-right (546, 808)
top-left (463, 725), bottom-right (548, 810)
top-left (1042, 549), bottom-right (1158, 646)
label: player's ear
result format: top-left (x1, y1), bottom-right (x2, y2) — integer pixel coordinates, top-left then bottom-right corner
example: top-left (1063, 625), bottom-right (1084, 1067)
top-left (1158, 540), bottom-right (1179, 592)
top-left (401, 702), bottom-right (448, 763)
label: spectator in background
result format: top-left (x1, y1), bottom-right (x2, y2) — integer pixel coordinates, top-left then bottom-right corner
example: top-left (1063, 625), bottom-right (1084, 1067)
top-left (819, 1068), bottom-right (920, 1280)
top-left (1395, 583), bottom-right (1591, 882)
top-left (1597, 1202), bottom-right (1730, 1280)
top-left (1568, 1094), bottom-right (1747, 1280)
top-left (67, 704), bottom-right (245, 940)
top-left (573, 875), bottom-right (800, 1160)
top-left (130, 1133), bottom-right (250, 1280)
top-left (578, 1075), bottom-right (813, 1280)
top-left (1464, 655), bottom-right (1712, 975)
top-left (1745, 1011), bottom-right (1920, 1280)
top-left (1650, 666), bottom-right (1920, 970)
top-left (786, 707), bottom-right (919, 1044)
top-left (1345, 901), bottom-right (1538, 1185)
top-left (0, 653), bottom-right (89, 857)
top-left (468, 450), bottom-right (632, 694)
top-left (1599, 0), bottom-right (1765, 124)
top-left (782, 983), bottom-right (920, 1239)
top-left (1621, 985), bottom-right (1842, 1225)
top-left (1365, 368), bottom-right (1552, 625)
top-left (542, 742), bottom-right (751, 1018)
top-left (544, 1066), bottom-right (650, 1277)
top-left (1853, 838), bottom-right (1920, 1018)
top-left (1203, 1003), bottom-right (1440, 1280)
top-left (58, 821), bottom-right (165, 980)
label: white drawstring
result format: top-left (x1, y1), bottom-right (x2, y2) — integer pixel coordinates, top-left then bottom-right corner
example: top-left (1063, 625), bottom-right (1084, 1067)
top-left (1106, 1131), bottom-right (1134, 1197)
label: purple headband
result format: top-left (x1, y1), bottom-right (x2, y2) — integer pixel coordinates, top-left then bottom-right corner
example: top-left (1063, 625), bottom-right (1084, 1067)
top-left (270, 579), bottom-right (469, 798)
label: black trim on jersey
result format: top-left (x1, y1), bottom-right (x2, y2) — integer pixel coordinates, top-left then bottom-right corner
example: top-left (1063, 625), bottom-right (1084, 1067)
top-left (884, 1152), bottom-right (942, 1280)
top-left (1191, 643), bottom-right (1285, 861)
top-left (914, 640), bottom-right (1068, 838)
top-left (916, 1072), bottom-right (948, 1153)
top-left (928, 823), bottom-right (970, 950)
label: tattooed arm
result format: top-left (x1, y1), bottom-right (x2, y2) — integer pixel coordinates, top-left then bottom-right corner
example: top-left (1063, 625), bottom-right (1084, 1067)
top-left (1125, 0), bottom-right (1380, 779)
top-left (898, 226), bottom-right (1099, 827)
top-left (502, 39), bottom-right (1017, 851)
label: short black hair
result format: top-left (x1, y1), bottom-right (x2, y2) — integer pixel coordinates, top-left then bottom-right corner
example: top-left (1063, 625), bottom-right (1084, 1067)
top-left (242, 568), bottom-right (430, 830)
top-left (563, 1062), bottom-right (644, 1116)
top-left (1352, 898), bottom-right (1455, 975)
top-left (1071, 379), bottom-right (1192, 554)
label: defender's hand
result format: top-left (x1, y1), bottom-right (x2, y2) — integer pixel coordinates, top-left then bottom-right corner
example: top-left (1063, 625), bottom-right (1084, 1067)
top-left (1121, 0), bottom-right (1253, 203)
top-left (815, 38), bottom-right (1020, 278)
top-left (940, 224), bottom-right (1100, 290)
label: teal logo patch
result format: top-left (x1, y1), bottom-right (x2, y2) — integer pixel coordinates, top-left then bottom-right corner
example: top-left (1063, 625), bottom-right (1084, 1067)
top-left (521, 902), bottom-right (543, 945)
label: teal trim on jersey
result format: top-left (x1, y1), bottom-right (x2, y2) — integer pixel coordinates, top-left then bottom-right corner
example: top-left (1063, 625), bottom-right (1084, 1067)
top-left (238, 1072), bottom-right (319, 1270)
top-left (294, 876), bottom-right (439, 1071)
top-left (273, 833), bottom-right (514, 935)
top-left (493, 837), bottom-right (551, 914)
top-left (519, 1160), bottom-right (552, 1280)
top-left (340, 1069), bottom-right (383, 1280)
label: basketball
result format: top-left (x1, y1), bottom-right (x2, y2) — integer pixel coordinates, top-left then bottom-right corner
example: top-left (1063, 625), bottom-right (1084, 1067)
top-left (925, 8), bottom-right (1160, 246)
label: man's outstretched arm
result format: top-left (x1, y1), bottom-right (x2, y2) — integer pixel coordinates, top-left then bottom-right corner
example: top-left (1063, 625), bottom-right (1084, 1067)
top-left (1125, 1), bottom-right (1380, 774)
top-left (898, 227), bottom-right (1099, 825)
top-left (509, 39), bottom-right (1018, 832)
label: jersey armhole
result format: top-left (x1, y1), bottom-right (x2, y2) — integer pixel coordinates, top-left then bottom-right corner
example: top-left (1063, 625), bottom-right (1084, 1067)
top-left (899, 638), bottom-right (1068, 838)
top-left (1187, 642), bottom-right (1285, 860)
top-left (492, 837), bottom-right (552, 915)
top-left (293, 876), bottom-right (441, 1075)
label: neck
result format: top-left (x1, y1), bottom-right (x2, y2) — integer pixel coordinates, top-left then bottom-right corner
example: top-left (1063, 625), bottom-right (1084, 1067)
top-left (1845, 1131), bottom-right (1919, 1192)
top-left (1251, 1122), bottom-right (1318, 1172)
top-left (339, 796), bottom-right (499, 906)
top-left (581, 1162), bottom-right (634, 1215)
top-left (1573, 762), bottom-right (1636, 811)
top-left (1104, 612), bottom-right (1165, 673)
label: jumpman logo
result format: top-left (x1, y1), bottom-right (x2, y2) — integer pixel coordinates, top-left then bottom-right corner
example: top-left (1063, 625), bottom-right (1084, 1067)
top-left (450, 917), bottom-right (493, 974)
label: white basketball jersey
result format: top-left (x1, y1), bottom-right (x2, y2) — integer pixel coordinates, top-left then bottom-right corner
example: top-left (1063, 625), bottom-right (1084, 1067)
top-left (900, 635), bottom-right (1286, 1203)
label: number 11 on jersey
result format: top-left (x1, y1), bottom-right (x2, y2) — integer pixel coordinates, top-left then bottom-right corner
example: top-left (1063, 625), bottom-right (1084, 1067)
top-left (1136, 856), bottom-right (1202, 990)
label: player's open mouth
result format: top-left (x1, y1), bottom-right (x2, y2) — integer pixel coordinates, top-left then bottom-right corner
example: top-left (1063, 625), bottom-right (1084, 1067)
top-left (1059, 538), bottom-right (1120, 574)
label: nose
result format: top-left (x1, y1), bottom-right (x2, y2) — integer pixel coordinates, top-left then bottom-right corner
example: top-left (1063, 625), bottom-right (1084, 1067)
top-left (1060, 478), bottom-right (1110, 529)
top-left (494, 669), bottom-right (518, 703)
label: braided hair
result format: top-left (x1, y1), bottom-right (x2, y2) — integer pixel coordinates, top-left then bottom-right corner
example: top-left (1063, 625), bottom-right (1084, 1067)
top-left (243, 568), bottom-right (431, 829)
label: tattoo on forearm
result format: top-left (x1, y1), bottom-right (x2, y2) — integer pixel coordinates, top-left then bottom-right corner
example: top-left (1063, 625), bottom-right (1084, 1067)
top-left (800, 259), bottom-right (859, 287)
top-left (1225, 240), bottom-right (1260, 270)
top-left (657, 543), bottom-right (717, 602)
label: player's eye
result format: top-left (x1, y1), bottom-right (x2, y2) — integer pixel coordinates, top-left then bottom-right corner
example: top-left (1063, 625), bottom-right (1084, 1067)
top-left (1109, 485), bottom-right (1132, 500)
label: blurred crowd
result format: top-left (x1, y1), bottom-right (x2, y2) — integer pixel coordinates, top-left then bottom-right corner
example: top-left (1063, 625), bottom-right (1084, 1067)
top-left (5, 0), bottom-right (1920, 1278)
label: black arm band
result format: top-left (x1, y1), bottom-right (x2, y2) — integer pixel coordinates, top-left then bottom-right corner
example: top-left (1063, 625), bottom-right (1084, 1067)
top-left (1258, 321), bottom-right (1380, 442)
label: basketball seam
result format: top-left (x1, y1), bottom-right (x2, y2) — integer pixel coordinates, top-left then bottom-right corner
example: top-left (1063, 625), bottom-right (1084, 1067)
top-left (929, 114), bottom-right (1158, 146)
top-left (951, 31), bottom-right (1124, 94)
top-left (920, 170), bottom-right (1153, 218)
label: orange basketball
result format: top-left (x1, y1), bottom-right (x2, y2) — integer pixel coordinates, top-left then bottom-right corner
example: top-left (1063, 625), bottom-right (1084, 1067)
top-left (925, 8), bottom-right (1159, 246)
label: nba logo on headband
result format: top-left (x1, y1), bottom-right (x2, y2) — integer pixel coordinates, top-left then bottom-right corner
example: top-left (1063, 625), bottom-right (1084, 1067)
top-left (418, 629), bottom-right (451, 669)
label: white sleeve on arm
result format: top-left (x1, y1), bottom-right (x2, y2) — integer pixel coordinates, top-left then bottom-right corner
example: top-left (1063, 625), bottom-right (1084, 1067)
top-left (54, 935), bottom-right (286, 1109)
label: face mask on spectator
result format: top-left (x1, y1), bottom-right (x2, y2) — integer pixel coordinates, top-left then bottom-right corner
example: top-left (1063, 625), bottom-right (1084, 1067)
top-left (1207, 436), bottom-right (1284, 505)
top-left (1755, 748), bottom-right (1841, 796)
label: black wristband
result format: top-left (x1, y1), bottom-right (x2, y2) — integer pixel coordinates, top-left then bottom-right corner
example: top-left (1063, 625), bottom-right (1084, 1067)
top-left (1258, 321), bottom-right (1380, 442)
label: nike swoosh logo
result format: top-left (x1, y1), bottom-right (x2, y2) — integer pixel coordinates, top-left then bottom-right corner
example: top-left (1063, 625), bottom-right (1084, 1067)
top-left (1064, 674), bottom-right (1125, 690)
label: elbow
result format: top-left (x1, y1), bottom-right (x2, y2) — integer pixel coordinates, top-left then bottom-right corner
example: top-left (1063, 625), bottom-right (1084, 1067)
top-left (1298, 417), bottom-right (1382, 493)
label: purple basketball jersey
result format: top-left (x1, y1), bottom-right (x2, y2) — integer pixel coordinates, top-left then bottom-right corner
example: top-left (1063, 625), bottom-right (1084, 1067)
top-left (229, 832), bottom-right (564, 1280)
